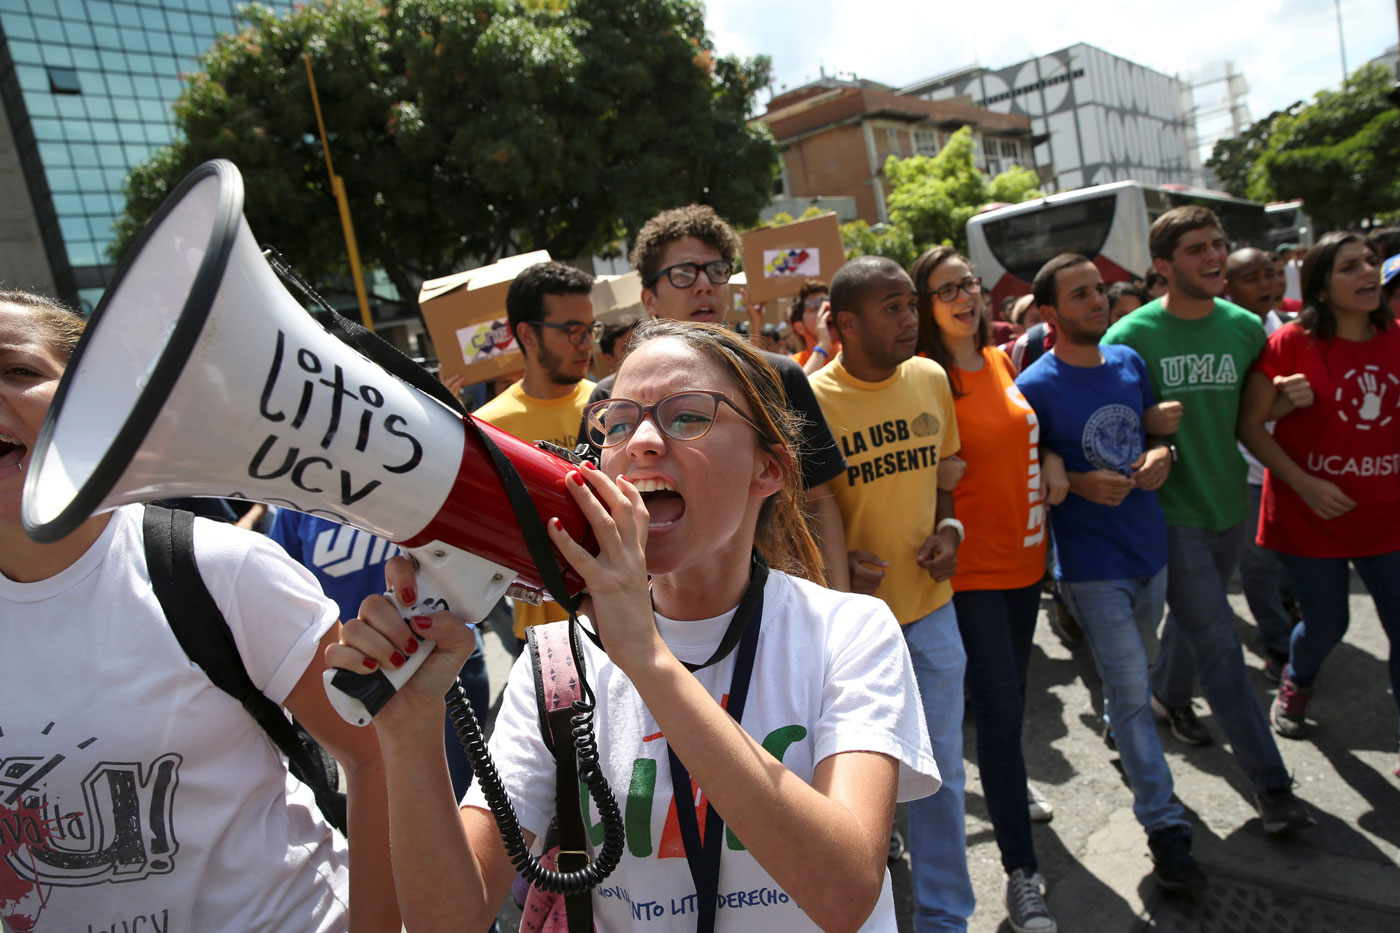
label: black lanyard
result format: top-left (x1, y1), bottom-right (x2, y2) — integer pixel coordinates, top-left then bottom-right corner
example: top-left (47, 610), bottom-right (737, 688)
top-left (665, 553), bottom-right (768, 933)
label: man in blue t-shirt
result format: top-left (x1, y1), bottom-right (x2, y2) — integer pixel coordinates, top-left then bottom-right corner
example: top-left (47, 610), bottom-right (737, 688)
top-left (1017, 254), bottom-right (1206, 892)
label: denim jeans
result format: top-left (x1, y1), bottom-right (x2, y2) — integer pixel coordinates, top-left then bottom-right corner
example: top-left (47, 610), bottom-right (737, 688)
top-left (1059, 570), bottom-right (1189, 836)
top-left (1240, 483), bottom-right (1296, 658)
top-left (1276, 550), bottom-right (1400, 727)
top-left (1152, 523), bottom-right (1290, 794)
top-left (954, 584), bottom-right (1041, 874)
top-left (903, 601), bottom-right (973, 931)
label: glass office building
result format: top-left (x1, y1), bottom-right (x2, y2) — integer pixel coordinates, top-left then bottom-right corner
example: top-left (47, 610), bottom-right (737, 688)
top-left (0, 0), bottom-right (291, 308)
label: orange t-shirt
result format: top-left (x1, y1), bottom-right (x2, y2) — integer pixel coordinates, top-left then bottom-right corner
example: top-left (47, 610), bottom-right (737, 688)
top-left (950, 347), bottom-right (1047, 592)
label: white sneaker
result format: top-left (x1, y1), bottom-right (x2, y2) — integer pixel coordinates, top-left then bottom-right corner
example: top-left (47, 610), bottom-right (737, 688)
top-left (1004, 868), bottom-right (1057, 933)
top-left (1027, 784), bottom-right (1053, 823)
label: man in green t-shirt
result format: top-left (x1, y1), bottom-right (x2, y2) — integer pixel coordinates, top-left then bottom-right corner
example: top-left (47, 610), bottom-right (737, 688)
top-left (1102, 206), bottom-right (1312, 834)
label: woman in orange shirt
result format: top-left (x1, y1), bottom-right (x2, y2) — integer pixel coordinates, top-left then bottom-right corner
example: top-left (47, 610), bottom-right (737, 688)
top-left (913, 246), bottom-right (1066, 933)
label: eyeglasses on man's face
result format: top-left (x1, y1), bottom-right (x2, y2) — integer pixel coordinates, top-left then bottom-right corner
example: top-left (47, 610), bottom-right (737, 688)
top-left (529, 319), bottom-right (603, 347)
top-left (582, 390), bottom-right (772, 448)
top-left (931, 276), bottom-right (982, 303)
top-left (647, 260), bottom-right (734, 290)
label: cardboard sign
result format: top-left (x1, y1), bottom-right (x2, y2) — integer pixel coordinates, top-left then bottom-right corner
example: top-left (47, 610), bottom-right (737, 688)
top-left (739, 212), bottom-right (844, 303)
top-left (418, 251), bottom-right (551, 386)
top-left (591, 272), bottom-right (645, 325)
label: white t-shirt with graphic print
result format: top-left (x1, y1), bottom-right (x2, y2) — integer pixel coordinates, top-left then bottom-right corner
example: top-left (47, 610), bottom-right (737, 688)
top-left (0, 505), bottom-right (347, 933)
top-left (464, 570), bottom-right (939, 932)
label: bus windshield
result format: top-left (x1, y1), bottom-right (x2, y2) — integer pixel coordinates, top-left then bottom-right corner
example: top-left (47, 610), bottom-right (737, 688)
top-left (979, 194), bottom-right (1118, 285)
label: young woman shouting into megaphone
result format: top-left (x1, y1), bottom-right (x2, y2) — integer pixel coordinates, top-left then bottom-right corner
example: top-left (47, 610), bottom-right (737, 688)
top-left (330, 320), bottom-right (940, 932)
top-left (0, 290), bottom-right (399, 931)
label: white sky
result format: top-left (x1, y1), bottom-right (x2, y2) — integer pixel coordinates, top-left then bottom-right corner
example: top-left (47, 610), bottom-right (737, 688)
top-left (706, 0), bottom-right (1400, 125)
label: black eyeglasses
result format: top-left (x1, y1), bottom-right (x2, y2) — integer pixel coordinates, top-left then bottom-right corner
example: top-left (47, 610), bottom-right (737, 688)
top-left (647, 260), bottom-right (734, 289)
top-left (582, 390), bottom-right (774, 448)
top-left (529, 320), bottom-right (602, 347)
top-left (930, 276), bottom-right (982, 303)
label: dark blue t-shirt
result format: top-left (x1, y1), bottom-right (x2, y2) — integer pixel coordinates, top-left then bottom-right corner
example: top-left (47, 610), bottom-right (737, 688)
top-left (268, 509), bottom-right (400, 622)
top-left (1016, 344), bottom-right (1167, 582)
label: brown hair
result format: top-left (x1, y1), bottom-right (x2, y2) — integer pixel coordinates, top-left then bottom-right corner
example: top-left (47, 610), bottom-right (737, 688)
top-left (1299, 232), bottom-right (1393, 341)
top-left (790, 279), bottom-right (829, 327)
top-left (1149, 205), bottom-right (1223, 262)
top-left (624, 318), bottom-right (825, 584)
top-left (0, 289), bottom-right (85, 360)
top-left (630, 205), bottom-right (741, 286)
top-left (910, 246), bottom-right (989, 398)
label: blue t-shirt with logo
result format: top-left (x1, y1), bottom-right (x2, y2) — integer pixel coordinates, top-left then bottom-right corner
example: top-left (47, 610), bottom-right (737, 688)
top-left (269, 509), bottom-right (400, 622)
top-left (1016, 344), bottom-right (1167, 582)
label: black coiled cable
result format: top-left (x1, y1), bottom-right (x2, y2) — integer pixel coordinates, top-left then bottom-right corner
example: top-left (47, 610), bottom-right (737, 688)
top-left (444, 622), bottom-right (625, 895)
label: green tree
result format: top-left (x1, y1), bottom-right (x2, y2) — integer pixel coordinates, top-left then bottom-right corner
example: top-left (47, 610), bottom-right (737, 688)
top-left (113, 0), bottom-right (778, 318)
top-left (1204, 105), bottom-right (1298, 199)
top-left (870, 126), bottom-right (1041, 258)
top-left (838, 219), bottom-right (916, 270)
top-left (1242, 64), bottom-right (1400, 230)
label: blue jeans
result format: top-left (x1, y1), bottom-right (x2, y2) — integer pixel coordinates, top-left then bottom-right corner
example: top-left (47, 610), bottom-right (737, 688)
top-left (954, 584), bottom-right (1041, 874)
top-left (902, 601), bottom-right (973, 931)
top-left (1240, 484), bottom-right (1296, 658)
top-left (1059, 571), bottom-right (1188, 836)
top-left (1276, 550), bottom-right (1400, 727)
top-left (1152, 523), bottom-right (1290, 794)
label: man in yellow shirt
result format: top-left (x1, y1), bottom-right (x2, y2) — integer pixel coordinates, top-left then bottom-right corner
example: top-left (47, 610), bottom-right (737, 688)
top-left (809, 255), bottom-right (973, 932)
top-left (474, 261), bottom-right (597, 649)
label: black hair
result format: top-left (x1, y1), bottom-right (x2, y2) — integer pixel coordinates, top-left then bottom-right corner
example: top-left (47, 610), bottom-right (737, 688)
top-left (504, 261), bottom-right (595, 348)
top-left (1299, 232), bottom-right (1393, 341)
top-left (1031, 253), bottom-right (1092, 310)
top-left (829, 255), bottom-right (904, 315)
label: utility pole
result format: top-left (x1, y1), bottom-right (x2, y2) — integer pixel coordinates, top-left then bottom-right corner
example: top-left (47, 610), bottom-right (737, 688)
top-left (1335, 0), bottom-right (1349, 85)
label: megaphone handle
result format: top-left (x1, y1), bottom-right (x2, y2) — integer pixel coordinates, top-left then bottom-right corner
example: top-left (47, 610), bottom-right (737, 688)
top-left (322, 544), bottom-right (516, 726)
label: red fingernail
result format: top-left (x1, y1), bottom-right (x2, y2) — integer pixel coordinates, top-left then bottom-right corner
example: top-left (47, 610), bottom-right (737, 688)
top-left (571, 471), bottom-right (585, 486)
top-left (363, 658), bottom-right (378, 671)
top-left (412, 615), bottom-right (433, 630)
top-left (405, 637), bottom-right (418, 655)
top-left (400, 586), bottom-right (417, 605)
top-left (390, 651), bottom-right (406, 668)
top-left (582, 460), bottom-right (597, 471)
top-left (618, 474), bottom-right (632, 484)
top-left (550, 516), bottom-right (562, 530)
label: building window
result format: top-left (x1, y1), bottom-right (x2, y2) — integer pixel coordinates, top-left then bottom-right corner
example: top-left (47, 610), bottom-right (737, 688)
top-left (914, 129), bottom-right (939, 156)
top-left (1000, 140), bottom-right (1020, 161)
top-left (46, 66), bottom-right (82, 94)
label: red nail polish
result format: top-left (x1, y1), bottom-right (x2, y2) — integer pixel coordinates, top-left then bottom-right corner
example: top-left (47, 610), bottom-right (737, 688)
top-left (400, 586), bottom-right (417, 605)
top-left (363, 658), bottom-right (378, 671)
top-left (571, 471), bottom-right (586, 486)
top-left (582, 460), bottom-right (597, 471)
top-left (390, 651), bottom-right (406, 668)
top-left (618, 474), bottom-right (632, 484)
top-left (550, 517), bottom-right (562, 530)
top-left (405, 637), bottom-right (419, 655)
top-left (412, 615), bottom-right (433, 630)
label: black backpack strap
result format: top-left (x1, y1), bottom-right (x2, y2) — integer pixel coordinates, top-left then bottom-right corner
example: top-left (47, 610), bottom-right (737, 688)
top-left (142, 504), bottom-right (348, 834)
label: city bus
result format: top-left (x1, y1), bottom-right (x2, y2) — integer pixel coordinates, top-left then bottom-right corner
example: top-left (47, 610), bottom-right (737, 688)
top-left (1265, 200), bottom-right (1314, 250)
top-left (966, 181), bottom-right (1269, 308)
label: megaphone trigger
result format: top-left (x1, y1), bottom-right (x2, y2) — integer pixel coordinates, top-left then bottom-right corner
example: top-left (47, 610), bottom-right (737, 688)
top-left (324, 543), bottom-right (516, 726)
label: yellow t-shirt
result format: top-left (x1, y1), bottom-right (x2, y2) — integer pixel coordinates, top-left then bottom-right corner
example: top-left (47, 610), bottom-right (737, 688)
top-left (473, 378), bottom-right (595, 638)
top-left (809, 356), bottom-right (960, 624)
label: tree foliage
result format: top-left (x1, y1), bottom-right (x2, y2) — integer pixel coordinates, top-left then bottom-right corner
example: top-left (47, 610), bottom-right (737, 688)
top-left (841, 126), bottom-right (1041, 265)
top-left (113, 0), bottom-right (778, 316)
top-left (1207, 63), bottom-right (1400, 229)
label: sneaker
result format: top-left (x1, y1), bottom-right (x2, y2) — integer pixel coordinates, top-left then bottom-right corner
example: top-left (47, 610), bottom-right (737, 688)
top-left (1270, 672), bottom-right (1312, 739)
top-left (1027, 784), bottom-right (1054, 823)
top-left (887, 826), bottom-right (906, 863)
top-left (1262, 652), bottom-right (1287, 685)
top-left (1255, 785), bottom-right (1317, 834)
top-left (1004, 867), bottom-right (1057, 933)
top-left (1148, 826), bottom-right (1208, 893)
top-left (1151, 694), bottom-right (1214, 746)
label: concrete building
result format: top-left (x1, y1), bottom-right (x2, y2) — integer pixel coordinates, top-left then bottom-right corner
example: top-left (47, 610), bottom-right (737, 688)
top-left (901, 44), bottom-right (1197, 192)
top-left (758, 76), bottom-right (1037, 225)
top-left (1183, 60), bottom-right (1250, 188)
top-left (0, 0), bottom-right (292, 309)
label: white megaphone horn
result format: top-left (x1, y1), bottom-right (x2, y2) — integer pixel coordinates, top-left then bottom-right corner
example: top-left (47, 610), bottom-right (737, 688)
top-left (21, 159), bottom-right (596, 724)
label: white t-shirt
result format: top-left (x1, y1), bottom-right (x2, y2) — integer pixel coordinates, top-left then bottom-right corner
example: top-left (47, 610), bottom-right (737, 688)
top-left (0, 505), bottom-right (347, 933)
top-left (1242, 309), bottom-right (1288, 485)
top-left (464, 571), bottom-right (939, 932)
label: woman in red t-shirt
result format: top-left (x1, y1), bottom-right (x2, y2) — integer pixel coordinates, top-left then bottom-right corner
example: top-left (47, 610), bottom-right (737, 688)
top-left (912, 246), bottom-right (1066, 931)
top-left (1239, 232), bottom-right (1400, 761)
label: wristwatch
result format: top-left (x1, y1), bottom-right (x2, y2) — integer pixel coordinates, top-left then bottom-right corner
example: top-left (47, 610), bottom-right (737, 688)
top-left (936, 518), bottom-right (965, 543)
top-left (1153, 442), bottom-right (1179, 463)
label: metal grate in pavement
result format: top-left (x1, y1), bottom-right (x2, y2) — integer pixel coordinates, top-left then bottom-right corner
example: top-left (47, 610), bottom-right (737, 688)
top-left (1140, 872), bottom-right (1400, 933)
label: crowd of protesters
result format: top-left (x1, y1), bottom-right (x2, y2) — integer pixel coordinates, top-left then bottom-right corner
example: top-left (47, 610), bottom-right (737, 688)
top-left (2, 198), bottom-right (1396, 933)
